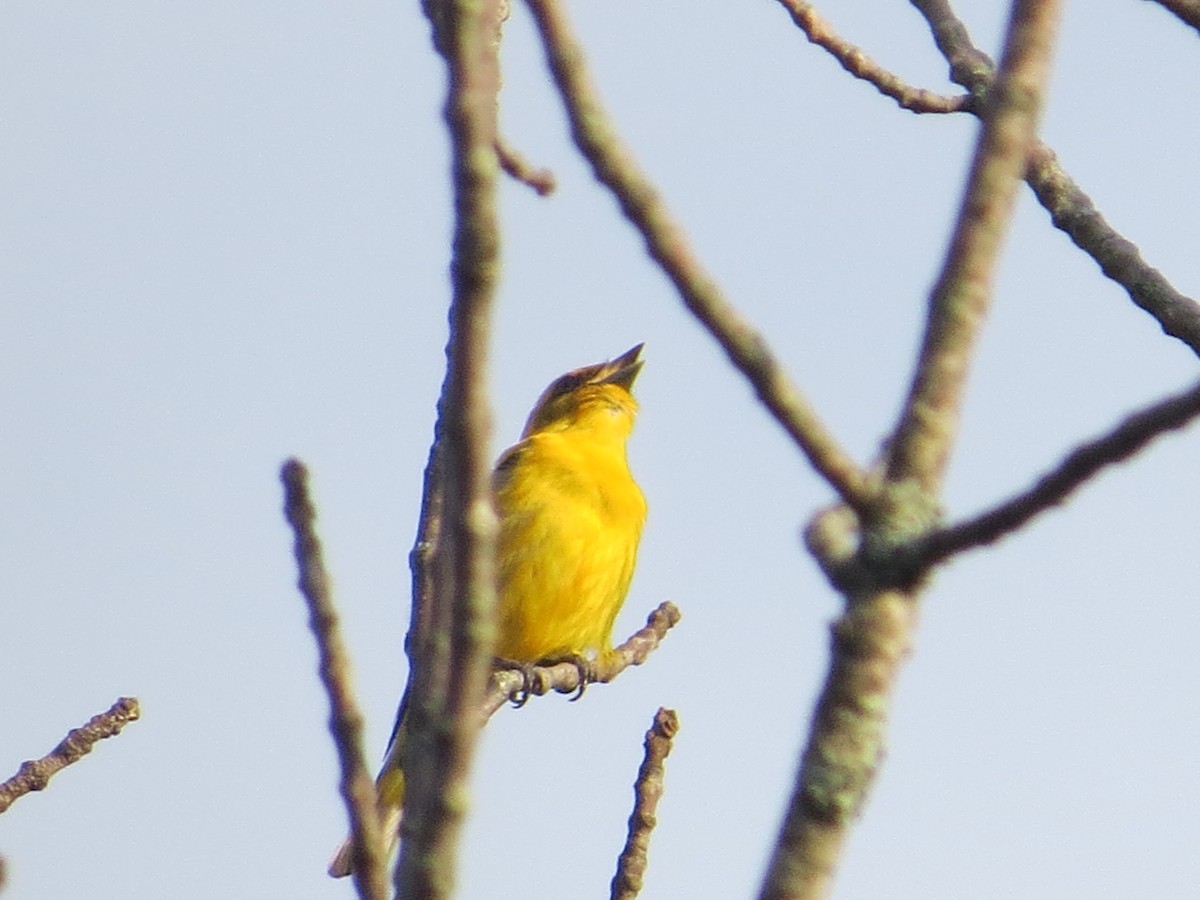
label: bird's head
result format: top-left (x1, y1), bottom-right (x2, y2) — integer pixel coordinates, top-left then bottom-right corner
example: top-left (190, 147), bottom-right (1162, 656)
top-left (520, 344), bottom-right (644, 439)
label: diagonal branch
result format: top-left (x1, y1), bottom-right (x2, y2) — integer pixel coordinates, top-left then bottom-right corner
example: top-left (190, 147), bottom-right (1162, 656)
top-left (610, 707), bottom-right (680, 900)
top-left (0, 698), bottom-right (140, 815)
top-left (1146, 0), bottom-right (1200, 34)
top-left (772, 0), bottom-right (971, 113)
top-left (280, 459), bottom-right (387, 900)
top-left (886, 0), bottom-right (1062, 495)
top-left (523, 0), bottom-right (870, 512)
top-left (910, 0), bottom-right (1200, 357)
top-left (911, 377), bottom-right (1200, 567)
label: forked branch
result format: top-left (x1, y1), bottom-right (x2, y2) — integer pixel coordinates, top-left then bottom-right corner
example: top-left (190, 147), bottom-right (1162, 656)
top-left (760, 4), bottom-right (1064, 899)
top-left (910, 0), bottom-right (1200, 356)
top-left (773, 0), bottom-right (970, 113)
top-left (779, 0), bottom-right (1200, 357)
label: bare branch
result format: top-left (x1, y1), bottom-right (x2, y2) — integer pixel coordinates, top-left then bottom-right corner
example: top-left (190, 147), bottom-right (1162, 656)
top-left (1146, 0), bottom-right (1200, 34)
top-left (523, 0), bottom-right (870, 512)
top-left (911, 0), bottom-right (1200, 357)
top-left (908, 0), bottom-right (995, 91)
top-left (481, 601), bottom-right (682, 718)
top-left (912, 378), bottom-right (1200, 566)
top-left (611, 708), bottom-right (680, 900)
top-left (0, 698), bottom-right (140, 815)
top-left (887, 0), bottom-right (1062, 495)
top-left (761, 589), bottom-right (919, 900)
top-left (761, 5), bottom-right (1064, 899)
top-left (394, 0), bottom-right (503, 896)
top-left (1024, 143), bottom-right (1200, 356)
top-left (773, 0), bottom-right (970, 113)
top-left (496, 135), bottom-right (557, 195)
top-left (280, 459), bottom-right (387, 900)
top-left (427, 1), bottom-right (549, 198)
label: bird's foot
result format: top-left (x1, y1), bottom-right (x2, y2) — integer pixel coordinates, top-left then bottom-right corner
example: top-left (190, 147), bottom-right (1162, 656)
top-left (536, 651), bottom-right (598, 701)
top-left (493, 657), bottom-right (538, 708)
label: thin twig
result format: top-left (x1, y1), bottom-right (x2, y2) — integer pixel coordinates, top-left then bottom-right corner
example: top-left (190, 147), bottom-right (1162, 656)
top-left (280, 459), bottom-right (387, 900)
top-left (523, 0), bottom-right (870, 512)
top-left (886, 0), bottom-right (1061, 495)
top-left (1146, 0), bottom-right (1200, 33)
top-left (496, 135), bottom-right (557, 195)
top-left (1024, 144), bottom-right (1200, 355)
top-left (910, 0), bottom-right (1200, 357)
top-left (911, 377), bottom-right (1200, 567)
top-left (908, 0), bottom-right (994, 92)
top-left (773, 0), bottom-right (970, 113)
top-left (0, 698), bottom-right (140, 815)
top-left (431, 4), bottom-right (549, 198)
top-left (481, 601), bottom-right (682, 718)
top-left (394, 0), bottom-right (503, 895)
top-left (611, 708), bottom-right (680, 900)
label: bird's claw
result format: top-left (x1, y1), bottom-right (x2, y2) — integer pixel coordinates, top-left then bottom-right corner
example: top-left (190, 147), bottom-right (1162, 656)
top-left (544, 652), bottom-right (597, 701)
top-left (494, 657), bottom-right (537, 708)
top-left (493, 653), bottom-right (599, 705)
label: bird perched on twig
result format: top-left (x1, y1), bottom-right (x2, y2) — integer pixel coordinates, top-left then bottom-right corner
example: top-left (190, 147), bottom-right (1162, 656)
top-left (329, 344), bottom-right (648, 878)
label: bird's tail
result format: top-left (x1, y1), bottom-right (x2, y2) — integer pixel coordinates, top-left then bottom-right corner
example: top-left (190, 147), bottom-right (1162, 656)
top-left (327, 802), bottom-right (403, 878)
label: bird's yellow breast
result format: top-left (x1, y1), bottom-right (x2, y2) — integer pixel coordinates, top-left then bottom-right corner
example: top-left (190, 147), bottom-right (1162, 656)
top-left (492, 413), bottom-right (646, 664)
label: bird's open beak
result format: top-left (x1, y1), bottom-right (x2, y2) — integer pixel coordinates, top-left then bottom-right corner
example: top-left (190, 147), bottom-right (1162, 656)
top-left (597, 343), bottom-right (644, 391)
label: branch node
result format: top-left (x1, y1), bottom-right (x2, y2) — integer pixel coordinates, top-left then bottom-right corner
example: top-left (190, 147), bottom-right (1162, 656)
top-left (496, 136), bottom-right (557, 195)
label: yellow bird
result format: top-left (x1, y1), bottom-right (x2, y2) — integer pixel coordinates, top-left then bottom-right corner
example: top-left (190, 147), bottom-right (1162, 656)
top-left (330, 344), bottom-right (647, 877)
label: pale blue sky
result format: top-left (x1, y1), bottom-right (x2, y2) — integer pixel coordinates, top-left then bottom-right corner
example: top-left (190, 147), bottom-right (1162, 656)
top-left (3, 2), bottom-right (1200, 898)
